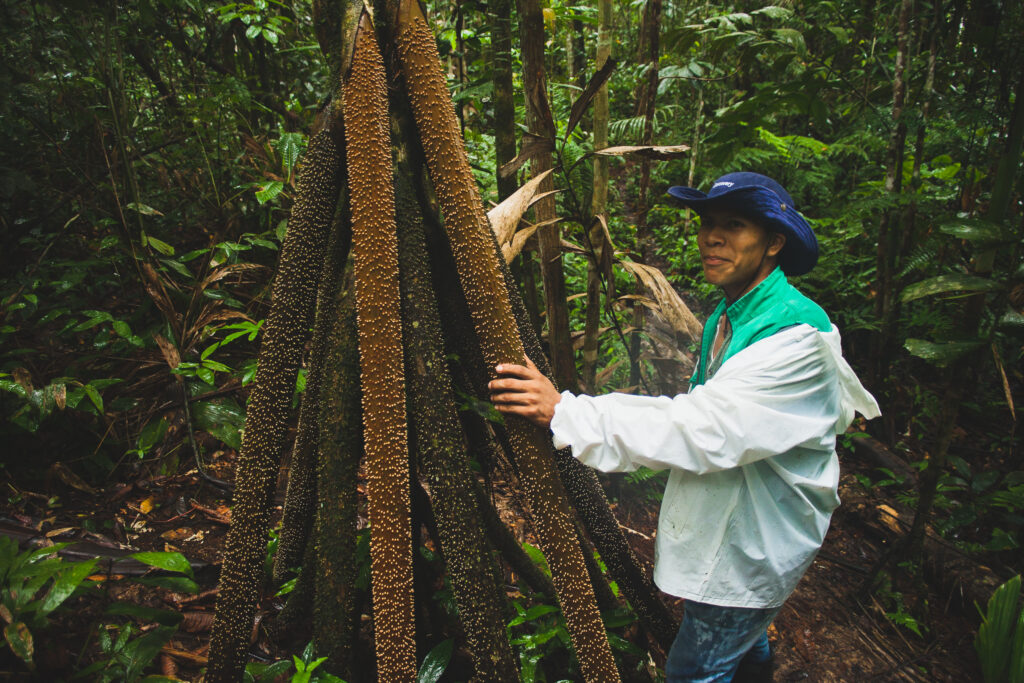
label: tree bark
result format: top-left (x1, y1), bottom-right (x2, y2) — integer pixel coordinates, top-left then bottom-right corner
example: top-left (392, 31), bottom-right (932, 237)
top-left (634, 0), bottom-right (662, 267)
top-left (582, 0), bottom-right (612, 392)
top-left (871, 0), bottom-right (912, 382)
top-left (516, 0), bottom-right (578, 393)
top-left (491, 0), bottom-right (517, 202)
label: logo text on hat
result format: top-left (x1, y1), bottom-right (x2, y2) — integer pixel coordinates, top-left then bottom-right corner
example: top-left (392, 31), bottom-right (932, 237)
top-left (712, 181), bottom-right (735, 189)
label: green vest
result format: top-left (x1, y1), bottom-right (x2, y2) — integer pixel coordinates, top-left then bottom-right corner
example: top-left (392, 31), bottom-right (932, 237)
top-left (691, 267), bottom-right (832, 387)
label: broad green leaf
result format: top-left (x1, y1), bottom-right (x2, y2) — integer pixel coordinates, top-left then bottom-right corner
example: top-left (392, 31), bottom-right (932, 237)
top-left (521, 542), bottom-right (549, 574)
top-left (901, 274), bottom-right (1000, 303)
top-left (904, 339), bottom-right (983, 366)
top-left (73, 311), bottom-right (113, 332)
top-left (826, 26), bottom-right (849, 44)
top-left (1000, 311), bottom-right (1024, 328)
top-left (130, 551), bottom-right (193, 578)
top-left (262, 28), bottom-right (278, 44)
top-left (146, 236), bottom-right (175, 256)
top-left (202, 359), bottom-right (232, 373)
top-left (417, 638), bottom-right (453, 683)
top-left (607, 632), bottom-right (644, 656)
top-left (161, 257), bottom-right (193, 279)
top-left (938, 217), bottom-right (1012, 244)
top-left (255, 181), bottom-right (284, 204)
top-left (273, 576), bottom-right (296, 597)
top-left (125, 202), bottom-right (163, 216)
top-left (772, 27), bottom-right (805, 52)
top-left (976, 575), bottom-right (1021, 682)
top-left (112, 320), bottom-right (132, 338)
top-left (124, 627), bottom-right (178, 676)
top-left (38, 558), bottom-right (97, 616)
top-left (245, 24), bottom-right (261, 39)
top-left (83, 384), bottom-right (103, 412)
top-left (751, 5), bottom-right (791, 19)
top-left (4, 622), bottom-right (33, 664)
top-left (508, 604), bottom-right (559, 626)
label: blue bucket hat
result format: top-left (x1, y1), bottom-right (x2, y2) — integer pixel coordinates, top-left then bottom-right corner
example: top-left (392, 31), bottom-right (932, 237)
top-left (667, 171), bottom-right (818, 276)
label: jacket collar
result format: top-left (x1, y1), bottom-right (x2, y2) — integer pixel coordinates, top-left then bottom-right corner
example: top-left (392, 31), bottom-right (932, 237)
top-left (723, 266), bottom-right (787, 328)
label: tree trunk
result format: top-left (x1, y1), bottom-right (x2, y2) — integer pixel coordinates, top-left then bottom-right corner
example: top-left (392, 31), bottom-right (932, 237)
top-left (871, 0), bottom-right (912, 382)
top-left (207, 124), bottom-right (342, 683)
top-left (491, 0), bottom-right (517, 202)
top-left (904, 69), bottom-right (1024, 561)
top-left (582, 0), bottom-right (612, 392)
top-left (516, 0), bottom-right (578, 393)
top-left (634, 0), bottom-right (662, 266)
top-left (390, 93), bottom-right (519, 679)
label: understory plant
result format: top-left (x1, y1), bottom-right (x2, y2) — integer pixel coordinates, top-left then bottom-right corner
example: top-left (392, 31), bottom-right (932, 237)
top-left (975, 575), bottom-right (1024, 683)
top-left (0, 536), bottom-right (98, 671)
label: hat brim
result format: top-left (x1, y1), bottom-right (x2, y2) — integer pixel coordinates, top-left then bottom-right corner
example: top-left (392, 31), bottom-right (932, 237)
top-left (666, 185), bottom-right (819, 276)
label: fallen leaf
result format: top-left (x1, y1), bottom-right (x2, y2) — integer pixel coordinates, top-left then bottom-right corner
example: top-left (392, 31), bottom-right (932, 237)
top-left (140, 497), bottom-right (155, 514)
top-left (44, 527), bottom-right (76, 538)
top-left (160, 528), bottom-right (195, 542)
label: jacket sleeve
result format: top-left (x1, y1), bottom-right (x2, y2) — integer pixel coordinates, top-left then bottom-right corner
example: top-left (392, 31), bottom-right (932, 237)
top-left (550, 326), bottom-right (844, 475)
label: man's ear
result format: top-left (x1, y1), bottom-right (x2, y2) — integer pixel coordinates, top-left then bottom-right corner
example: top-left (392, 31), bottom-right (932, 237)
top-left (767, 231), bottom-right (786, 258)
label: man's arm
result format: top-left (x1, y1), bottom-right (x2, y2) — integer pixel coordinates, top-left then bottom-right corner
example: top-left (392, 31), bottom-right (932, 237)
top-left (488, 357), bottom-right (562, 428)
top-left (547, 326), bottom-right (845, 475)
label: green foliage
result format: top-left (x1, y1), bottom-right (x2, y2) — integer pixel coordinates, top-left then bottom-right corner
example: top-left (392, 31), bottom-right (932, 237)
top-left (73, 623), bottom-right (179, 683)
top-left (0, 537), bottom-right (98, 670)
top-left (508, 600), bottom-right (572, 682)
top-left (976, 575), bottom-right (1024, 683)
top-left (417, 638), bottom-right (454, 683)
top-left (242, 642), bottom-right (346, 683)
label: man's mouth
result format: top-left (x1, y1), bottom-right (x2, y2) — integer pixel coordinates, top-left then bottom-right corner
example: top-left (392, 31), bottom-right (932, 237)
top-left (703, 255), bottom-right (728, 265)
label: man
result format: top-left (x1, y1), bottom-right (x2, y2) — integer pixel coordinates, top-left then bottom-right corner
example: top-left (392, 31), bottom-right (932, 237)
top-left (488, 172), bottom-right (880, 682)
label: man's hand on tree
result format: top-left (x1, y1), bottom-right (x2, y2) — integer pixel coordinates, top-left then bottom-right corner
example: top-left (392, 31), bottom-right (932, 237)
top-left (489, 357), bottom-right (562, 429)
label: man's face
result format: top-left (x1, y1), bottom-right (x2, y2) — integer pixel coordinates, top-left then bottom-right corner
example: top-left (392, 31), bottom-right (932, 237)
top-left (696, 208), bottom-right (785, 302)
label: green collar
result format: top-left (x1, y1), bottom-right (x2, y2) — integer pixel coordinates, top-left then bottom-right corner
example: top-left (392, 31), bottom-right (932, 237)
top-left (691, 267), bottom-right (831, 387)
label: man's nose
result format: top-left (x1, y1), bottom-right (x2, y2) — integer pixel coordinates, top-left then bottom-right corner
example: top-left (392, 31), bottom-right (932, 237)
top-left (701, 226), bottom-right (725, 246)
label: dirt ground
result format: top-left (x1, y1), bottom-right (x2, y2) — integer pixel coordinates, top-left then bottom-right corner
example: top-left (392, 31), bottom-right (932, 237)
top-left (0, 442), bottom-right (983, 681)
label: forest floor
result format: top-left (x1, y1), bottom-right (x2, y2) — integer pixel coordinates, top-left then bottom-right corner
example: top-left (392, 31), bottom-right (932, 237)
top-left (0, 441), bottom-right (981, 681)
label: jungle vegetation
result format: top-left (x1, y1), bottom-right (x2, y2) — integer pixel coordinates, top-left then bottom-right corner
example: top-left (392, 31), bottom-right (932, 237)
top-left (0, 0), bottom-right (1021, 680)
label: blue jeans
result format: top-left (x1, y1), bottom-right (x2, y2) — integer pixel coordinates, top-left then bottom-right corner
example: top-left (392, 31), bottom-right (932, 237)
top-left (665, 600), bottom-right (779, 682)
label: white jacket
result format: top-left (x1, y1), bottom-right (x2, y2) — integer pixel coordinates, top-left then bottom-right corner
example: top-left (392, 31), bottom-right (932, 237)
top-left (550, 324), bottom-right (879, 608)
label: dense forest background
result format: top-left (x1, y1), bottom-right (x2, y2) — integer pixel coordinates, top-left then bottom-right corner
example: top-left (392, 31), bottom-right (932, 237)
top-left (0, 0), bottom-right (1021, 680)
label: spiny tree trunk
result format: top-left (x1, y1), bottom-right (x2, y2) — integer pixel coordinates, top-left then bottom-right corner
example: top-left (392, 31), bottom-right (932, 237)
top-left (313, 283), bottom-right (364, 677)
top-left (273, 205), bottom-right (351, 584)
top-left (343, 10), bottom-right (416, 679)
top-left (387, 78), bottom-right (519, 678)
top-left (391, 1), bottom-right (619, 677)
top-left (274, 204), bottom-right (354, 640)
top-left (207, 124), bottom-right (342, 683)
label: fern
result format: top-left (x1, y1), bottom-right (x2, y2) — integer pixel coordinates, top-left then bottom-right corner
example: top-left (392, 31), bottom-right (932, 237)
top-left (898, 244), bottom-right (940, 279)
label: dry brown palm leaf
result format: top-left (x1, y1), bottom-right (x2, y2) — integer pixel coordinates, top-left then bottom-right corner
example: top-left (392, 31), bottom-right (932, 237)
top-left (595, 144), bottom-right (690, 160)
top-left (502, 218), bottom-right (559, 263)
top-left (487, 168), bottom-right (555, 245)
top-left (617, 260), bottom-right (702, 340)
top-left (198, 262), bottom-right (268, 291)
